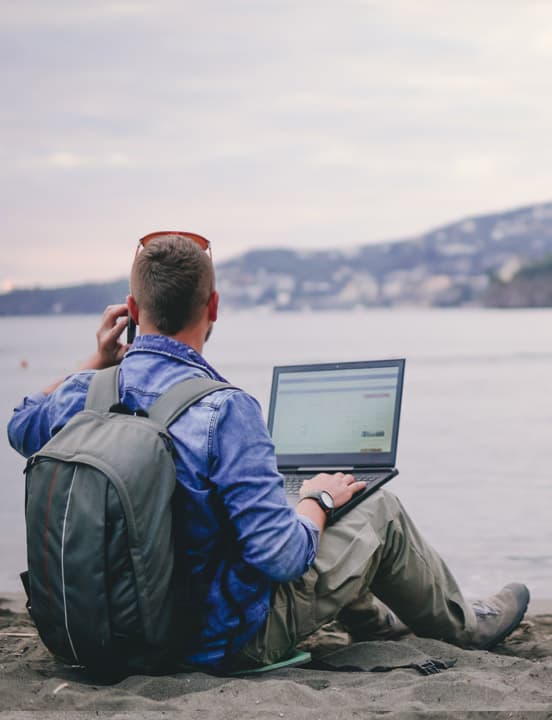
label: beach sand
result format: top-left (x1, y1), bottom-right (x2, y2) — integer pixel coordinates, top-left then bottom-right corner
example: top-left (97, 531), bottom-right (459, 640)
top-left (2, 595), bottom-right (552, 718)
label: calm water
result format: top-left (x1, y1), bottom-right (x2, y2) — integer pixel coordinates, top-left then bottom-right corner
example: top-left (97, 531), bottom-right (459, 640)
top-left (1, 309), bottom-right (551, 599)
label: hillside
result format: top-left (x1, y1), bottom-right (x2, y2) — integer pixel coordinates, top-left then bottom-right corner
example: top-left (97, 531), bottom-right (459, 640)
top-left (0, 279), bottom-right (129, 316)
top-left (483, 256), bottom-right (552, 307)
top-left (2, 200), bottom-right (552, 315)
top-left (216, 201), bottom-right (552, 309)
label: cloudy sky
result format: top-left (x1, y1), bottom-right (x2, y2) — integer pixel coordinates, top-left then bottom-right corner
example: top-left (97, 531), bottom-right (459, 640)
top-left (2, 0), bottom-right (552, 289)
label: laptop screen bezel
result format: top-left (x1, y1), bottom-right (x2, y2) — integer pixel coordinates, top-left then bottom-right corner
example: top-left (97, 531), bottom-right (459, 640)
top-left (267, 359), bottom-right (405, 468)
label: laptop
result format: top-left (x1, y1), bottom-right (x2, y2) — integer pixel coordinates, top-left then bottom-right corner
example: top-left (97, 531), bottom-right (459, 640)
top-left (267, 359), bottom-right (405, 523)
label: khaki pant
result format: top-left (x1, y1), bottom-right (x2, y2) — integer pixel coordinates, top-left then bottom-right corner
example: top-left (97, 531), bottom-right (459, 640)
top-left (236, 490), bottom-right (477, 668)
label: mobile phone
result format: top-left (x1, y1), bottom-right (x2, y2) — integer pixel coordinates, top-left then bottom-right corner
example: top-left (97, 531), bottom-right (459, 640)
top-left (127, 315), bottom-right (136, 344)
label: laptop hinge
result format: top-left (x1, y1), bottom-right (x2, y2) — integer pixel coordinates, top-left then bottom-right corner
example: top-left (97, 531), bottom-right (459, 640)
top-left (294, 466), bottom-right (355, 472)
top-left (291, 466), bottom-right (395, 473)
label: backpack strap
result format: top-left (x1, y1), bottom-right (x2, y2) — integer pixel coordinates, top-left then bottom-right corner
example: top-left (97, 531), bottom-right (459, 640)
top-left (148, 378), bottom-right (237, 428)
top-left (85, 365), bottom-right (121, 411)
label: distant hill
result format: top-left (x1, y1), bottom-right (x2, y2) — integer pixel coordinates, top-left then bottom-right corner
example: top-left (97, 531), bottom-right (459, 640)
top-left (217, 200), bottom-right (552, 309)
top-left (2, 200), bottom-right (552, 315)
top-left (0, 279), bottom-right (129, 316)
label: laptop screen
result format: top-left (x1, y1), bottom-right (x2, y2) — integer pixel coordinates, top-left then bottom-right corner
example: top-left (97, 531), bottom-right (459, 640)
top-left (267, 359), bottom-right (405, 468)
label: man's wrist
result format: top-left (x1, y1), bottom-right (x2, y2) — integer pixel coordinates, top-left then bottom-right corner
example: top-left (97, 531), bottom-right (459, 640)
top-left (297, 490), bottom-right (335, 519)
top-left (295, 496), bottom-right (328, 532)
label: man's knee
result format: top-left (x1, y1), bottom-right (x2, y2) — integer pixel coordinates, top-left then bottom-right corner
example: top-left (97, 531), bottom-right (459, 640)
top-left (350, 488), bottom-right (404, 527)
top-left (318, 490), bottom-right (406, 572)
top-left (373, 488), bottom-right (402, 510)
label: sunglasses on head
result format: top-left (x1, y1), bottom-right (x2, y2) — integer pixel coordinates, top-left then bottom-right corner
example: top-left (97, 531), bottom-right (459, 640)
top-left (136, 231), bottom-right (212, 259)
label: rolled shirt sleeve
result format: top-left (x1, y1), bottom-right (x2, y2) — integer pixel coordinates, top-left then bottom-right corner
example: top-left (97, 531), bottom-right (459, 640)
top-left (209, 390), bottom-right (319, 582)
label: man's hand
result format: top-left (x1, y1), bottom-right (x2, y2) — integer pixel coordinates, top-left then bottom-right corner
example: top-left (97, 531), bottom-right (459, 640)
top-left (87, 304), bottom-right (131, 370)
top-left (300, 472), bottom-right (366, 509)
top-left (295, 472), bottom-right (367, 533)
top-left (42, 304), bottom-right (131, 395)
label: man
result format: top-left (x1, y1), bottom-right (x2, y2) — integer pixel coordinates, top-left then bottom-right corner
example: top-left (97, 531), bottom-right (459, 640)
top-left (8, 232), bottom-right (529, 672)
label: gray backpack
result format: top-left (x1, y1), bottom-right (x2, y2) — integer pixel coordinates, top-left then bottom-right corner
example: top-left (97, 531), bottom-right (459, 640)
top-left (22, 366), bottom-right (230, 678)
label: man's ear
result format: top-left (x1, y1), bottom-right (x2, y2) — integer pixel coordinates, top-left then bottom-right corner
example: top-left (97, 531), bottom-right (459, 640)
top-left (207, 291), bottom-right (219, 322)
top-left (127, 294), bottom-right (139, 324)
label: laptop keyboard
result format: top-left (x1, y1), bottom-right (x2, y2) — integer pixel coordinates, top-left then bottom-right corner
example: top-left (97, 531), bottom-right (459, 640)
top-left (283, 472), bottom-right (388, 496)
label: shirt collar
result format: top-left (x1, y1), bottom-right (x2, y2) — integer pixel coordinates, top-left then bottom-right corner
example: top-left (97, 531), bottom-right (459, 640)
top-left (126, 334), bottom-right (227, 381)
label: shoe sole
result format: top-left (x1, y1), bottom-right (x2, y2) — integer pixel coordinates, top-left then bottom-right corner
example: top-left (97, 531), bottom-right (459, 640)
top-left (479, 584), bottom-right (530, 651)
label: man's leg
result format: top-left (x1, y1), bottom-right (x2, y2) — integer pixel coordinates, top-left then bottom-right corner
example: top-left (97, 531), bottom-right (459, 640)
top-left (338, 593), bottom-right (409, 641)
top-left (236, 489), bottom-right (477, 667)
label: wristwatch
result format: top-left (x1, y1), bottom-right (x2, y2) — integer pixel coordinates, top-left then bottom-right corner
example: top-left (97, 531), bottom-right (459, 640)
top-left (298, 490), bottom-right (335, 519)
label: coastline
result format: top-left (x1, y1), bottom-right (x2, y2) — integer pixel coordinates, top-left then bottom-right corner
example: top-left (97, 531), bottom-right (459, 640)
top-left (2, 594), bottom-right (552, 716)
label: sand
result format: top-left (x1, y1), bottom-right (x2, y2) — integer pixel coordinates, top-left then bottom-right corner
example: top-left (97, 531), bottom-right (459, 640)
top-left (2, 595), bottom-right (552, 718)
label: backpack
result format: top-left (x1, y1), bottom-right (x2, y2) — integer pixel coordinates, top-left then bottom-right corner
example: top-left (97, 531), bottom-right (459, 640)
top-left (22, 365), bottom-right (231, 679)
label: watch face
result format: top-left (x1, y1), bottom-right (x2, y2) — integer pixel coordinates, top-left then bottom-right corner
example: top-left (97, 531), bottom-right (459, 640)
top-left (320, 490), bottom-right (335, 510)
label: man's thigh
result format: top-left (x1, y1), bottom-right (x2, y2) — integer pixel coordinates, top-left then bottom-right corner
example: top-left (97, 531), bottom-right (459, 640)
top-left (238, 492), bottom-right (387, 666)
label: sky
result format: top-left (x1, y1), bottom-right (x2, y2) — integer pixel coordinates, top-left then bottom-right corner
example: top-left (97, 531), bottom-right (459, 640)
top-left (2, 0), bottom-right (552, 289)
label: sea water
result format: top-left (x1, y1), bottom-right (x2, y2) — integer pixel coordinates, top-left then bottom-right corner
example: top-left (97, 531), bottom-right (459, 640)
top-left (1, 309), bottom-right (551, 598)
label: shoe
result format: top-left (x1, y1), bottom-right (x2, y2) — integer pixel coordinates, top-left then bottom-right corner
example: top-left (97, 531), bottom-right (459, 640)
top-left (468, 583), bottom-right (530, 650)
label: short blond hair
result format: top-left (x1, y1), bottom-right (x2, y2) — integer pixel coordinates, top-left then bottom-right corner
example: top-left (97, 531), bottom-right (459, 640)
top-left (130, 236), bottom-right (214, 335)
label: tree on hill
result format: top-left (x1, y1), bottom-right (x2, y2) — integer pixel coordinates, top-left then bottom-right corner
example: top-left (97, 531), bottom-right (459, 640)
top-left (483, 256), bottom-right (552, 307)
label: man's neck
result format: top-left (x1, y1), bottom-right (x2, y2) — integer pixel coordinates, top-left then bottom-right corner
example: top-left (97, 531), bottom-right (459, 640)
top-left (169, 328), bottom-right (205, 355)
top-left (137, 322), bottom-right (206, 356)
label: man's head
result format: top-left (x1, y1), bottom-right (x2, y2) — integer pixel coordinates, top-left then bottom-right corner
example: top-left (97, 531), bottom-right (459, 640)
top-left (129, 234), bottom-right (216, 339)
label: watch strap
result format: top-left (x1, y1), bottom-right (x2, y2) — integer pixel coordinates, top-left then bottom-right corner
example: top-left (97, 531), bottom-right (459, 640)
top-left (298, 491), bottom-right (334, 516)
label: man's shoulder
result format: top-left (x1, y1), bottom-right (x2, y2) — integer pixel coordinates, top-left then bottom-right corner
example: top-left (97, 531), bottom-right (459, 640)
top-left (210, 386), bottom-right (266, 436)
top-left (67, 369), bottom-right (97, 389)
top-left (168, 381), bottom-right (259, 414)
top-left (165, 381), bottom-right (263, 430)
top-left (50, 370), bottom-right (96, 406)
top-left (212, 384), bottom-right (260, 410)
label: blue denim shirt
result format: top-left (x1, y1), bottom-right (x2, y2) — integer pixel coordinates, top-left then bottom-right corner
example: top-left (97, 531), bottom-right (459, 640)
top-left (7, 335), bottom-right (319, 670)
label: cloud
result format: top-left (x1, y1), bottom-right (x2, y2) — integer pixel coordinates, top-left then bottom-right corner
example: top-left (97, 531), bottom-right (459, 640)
top-left (2, 1), bottom-right (552, 286)
top-left (44, 151), bottom-right (132, 170)
top-left (452, 154), bottom-right (499, 180)
top-left (2, 1), bottom-right (154, 27)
